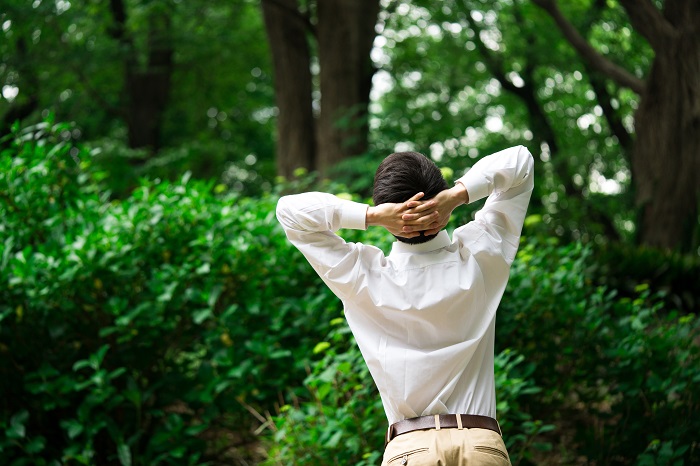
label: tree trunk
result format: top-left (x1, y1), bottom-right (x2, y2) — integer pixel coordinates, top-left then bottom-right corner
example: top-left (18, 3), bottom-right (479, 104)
top-left (125, 14), bottom-right (173, 156)
top-left (108, 0), bottom-right (174, 158)
top-left (261, 0), bottom-right (316, 178)
top-left (632, 2), bottom-right (700, 250)
top-left (1, 38), bottom-right (39, 138)
top-left (316, 0), bottom-right (380, 174)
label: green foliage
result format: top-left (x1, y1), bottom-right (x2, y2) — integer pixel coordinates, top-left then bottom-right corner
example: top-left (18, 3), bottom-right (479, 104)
top-left (499, 238), bottom-right (700, 464)
top-left (263, 321), bottom-right (552, 466)
top-left (1, 0), bottom-right (275, 194)
top-left (2, 125), bottom-right (699, 465)
top-left (372, 0), bottom-right (651, 244)
top-left (0, 122), bottom-right (337, 464)
top-left (262, 319), bottom-right (385, 466)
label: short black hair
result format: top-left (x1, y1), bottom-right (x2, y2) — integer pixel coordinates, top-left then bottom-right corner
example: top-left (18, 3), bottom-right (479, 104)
top-left (373, 151), bottom-right (448, 245)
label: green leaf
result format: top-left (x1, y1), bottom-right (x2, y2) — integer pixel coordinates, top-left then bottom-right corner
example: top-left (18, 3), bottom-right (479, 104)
top-left (72, 360), bottom-right (91, 372)
top-left (313, 342), bottom-right (331, 354)
top-left (7, 410), bottom-right (29, 439)
top-left (117, 443), bottom-right (132, 466)
top-left (61, 419), bottom-right (84, 439)
top-left (634, 283), bottom-right (650, 293)
top-left (192, 308), bottom-right (212, 325)
top-left (25, 436), bottom-right (46, 454)
top-left (269, 349), bottom-right (292, 359)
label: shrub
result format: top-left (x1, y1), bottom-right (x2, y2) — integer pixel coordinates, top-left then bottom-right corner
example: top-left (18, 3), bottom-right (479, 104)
top-left (0, 121), bottom-right (339, 464)
top-left (2, 120), bottom-right (698, 465)
top-left (262, 318), bottom-right (552, 466)
top-left (499, 236), bottom-right (700, 464)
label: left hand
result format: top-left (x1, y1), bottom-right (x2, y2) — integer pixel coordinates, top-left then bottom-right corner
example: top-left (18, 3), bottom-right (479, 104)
top-left (366, 192), bottom-right (441, 238)
top-left (400, 184), bottom-right (468, 236)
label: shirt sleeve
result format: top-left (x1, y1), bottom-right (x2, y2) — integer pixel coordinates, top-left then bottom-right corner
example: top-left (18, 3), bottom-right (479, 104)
top-left (276, 192), bottom-right (369, 299)
top-left (453, 145), bottom-right (535, 264)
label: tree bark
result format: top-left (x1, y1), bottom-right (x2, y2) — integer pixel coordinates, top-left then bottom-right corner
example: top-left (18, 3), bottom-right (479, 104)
top-left (261, 0), bottom-right (316, 178)
top-left (108, 0), bottom-right (174, 158)
top-left (631, 1), bottom-right (700, 250)
top-left (316, 0), bottom-right (380, 174)
top-left (125, 14), bottom-right (174, 155)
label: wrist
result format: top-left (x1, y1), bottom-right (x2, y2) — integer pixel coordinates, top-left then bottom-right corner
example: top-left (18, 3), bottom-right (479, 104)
top-left (450, 183), bottom-right (469, 208)
top-left (366, 205), bottom-right (380, 227)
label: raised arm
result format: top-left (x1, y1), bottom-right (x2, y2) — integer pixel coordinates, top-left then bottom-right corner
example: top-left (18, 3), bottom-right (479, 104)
top-left (456, 145), bottom-right (534, 262)
top-left (276, 191), bottom-right (445, 295)
top-left (400, 145), bottom-right (534, 260)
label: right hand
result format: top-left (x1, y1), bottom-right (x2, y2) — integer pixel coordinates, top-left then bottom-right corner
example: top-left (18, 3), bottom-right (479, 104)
top-left (367, 192), bottom-right (441, 238)
top-left (400, 183), bottom-right (468, 236)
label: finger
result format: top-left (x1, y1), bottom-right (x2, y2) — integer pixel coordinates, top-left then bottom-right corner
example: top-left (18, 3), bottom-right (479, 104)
top-left (402, 221), bottom-right (432, 233)
top-left (404, 211), bottom-right (438, 227)
top-left (406, 192), bottom-right (424, 204)
top-left (419, 211), bottom-right (440, 224)
top-left (424, 226), bottom-right (441, 236)
top-left (401, 212), bottom-right (429, 221)
top-left (408, 200), bottom-right (437, 213)
top-left (424, 221), bottom-right (445, 236)
top-left (388, 228), bottom-right (420, 238)
top-left (402, 205), bottom-right (438, 220)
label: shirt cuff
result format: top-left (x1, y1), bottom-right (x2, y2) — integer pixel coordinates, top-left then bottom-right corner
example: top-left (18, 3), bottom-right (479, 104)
top-left (340, 200), bottom-right (369, 230)
top-left (457, 171), bottom-right (490, 204)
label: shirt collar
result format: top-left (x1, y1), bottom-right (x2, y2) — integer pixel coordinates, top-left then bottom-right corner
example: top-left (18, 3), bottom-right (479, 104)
top-left (390, 230), bottom-right (452, 255)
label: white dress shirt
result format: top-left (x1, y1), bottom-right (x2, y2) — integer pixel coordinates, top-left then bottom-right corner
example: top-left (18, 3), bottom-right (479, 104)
top-left (276, 145), bottom-right (534, 425)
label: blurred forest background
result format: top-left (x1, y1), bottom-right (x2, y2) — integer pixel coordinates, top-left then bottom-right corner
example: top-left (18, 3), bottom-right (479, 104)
top-left (1, 0), bottom-right (699, 465)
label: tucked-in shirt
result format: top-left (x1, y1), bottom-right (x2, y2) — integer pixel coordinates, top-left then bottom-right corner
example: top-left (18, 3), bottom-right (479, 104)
top-left (276, 145), bottom-right (534, 425)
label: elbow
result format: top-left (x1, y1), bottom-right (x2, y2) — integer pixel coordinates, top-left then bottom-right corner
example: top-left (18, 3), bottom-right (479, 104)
top-left (517, 145), bottom-right (535, 182)
top-left (517, 145), bottom-right (534, 165)
top-left (276, 195), bottom-right (292, 226)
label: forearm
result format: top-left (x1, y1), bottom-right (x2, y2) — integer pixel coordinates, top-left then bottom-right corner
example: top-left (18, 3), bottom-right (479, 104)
top-left (276, 192), bottom-right (368, 234)
top-left (448, 182), bottom-right (470, 208)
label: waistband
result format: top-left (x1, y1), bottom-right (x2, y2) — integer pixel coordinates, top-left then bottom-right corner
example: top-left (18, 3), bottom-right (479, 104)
top-left (386, 414), bottom-right (502, 445)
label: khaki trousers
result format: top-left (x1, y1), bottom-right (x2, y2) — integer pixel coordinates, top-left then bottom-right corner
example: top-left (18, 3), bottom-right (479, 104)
top-left (381, 427), bottom-right (511, 466)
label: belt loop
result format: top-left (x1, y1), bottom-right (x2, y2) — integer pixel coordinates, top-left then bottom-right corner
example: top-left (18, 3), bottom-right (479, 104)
top-left (434, 415), bottom-right (441, 430)
top-left (456, 414), bottom-right (464, 430)
top-left (496, 419), bottom-right (502, 436)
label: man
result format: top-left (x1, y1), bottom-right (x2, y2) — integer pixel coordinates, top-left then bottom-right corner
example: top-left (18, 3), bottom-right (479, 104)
top-left (276, 145), bottom-right (534, 465)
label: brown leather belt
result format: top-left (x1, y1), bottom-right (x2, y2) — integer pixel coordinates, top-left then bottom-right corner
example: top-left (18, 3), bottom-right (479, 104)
top-left (386, 414), bottom-right (502, 445)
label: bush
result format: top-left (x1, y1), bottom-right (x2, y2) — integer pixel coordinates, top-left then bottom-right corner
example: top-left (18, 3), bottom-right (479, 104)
top-left (0, 121), bottom-right (339, 464)
top-left (499, 236), bottom-right (700, 464)
top-left (262, 319), bottom-right (552, 466)
top-left (2, 121), bottom-right (698, 465)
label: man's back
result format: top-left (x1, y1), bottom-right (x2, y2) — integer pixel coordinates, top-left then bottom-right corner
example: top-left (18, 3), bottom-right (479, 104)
top-left (342, 227), bottom-right (508, 425)
top-left (277, 145), bottom-right (534, 464)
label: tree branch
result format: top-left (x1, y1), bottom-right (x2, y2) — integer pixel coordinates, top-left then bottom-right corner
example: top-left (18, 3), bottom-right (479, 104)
top-left (468, 1), bottom-right (622, 241)
top-left (532, 0), bottom-right (646, 94)
top-left (580, 0), bottom-right (633, 155)
top-left (618, 0), bottom-right (676, 51)
top-left (465, 9), bottom-right (525, 99)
